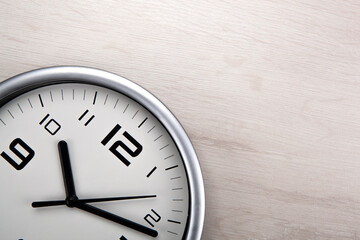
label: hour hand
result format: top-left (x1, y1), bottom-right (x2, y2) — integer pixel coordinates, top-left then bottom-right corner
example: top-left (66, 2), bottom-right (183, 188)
top-left (58, 140), bottom-right (78, 205)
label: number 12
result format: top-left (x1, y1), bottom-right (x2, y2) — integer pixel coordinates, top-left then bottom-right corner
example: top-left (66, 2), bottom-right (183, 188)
top-left (101, 124), bottom-right (142, 166)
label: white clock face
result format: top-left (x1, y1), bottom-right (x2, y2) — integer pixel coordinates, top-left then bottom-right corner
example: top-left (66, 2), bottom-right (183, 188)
top-left (0, 83), bottom-right (190, 239)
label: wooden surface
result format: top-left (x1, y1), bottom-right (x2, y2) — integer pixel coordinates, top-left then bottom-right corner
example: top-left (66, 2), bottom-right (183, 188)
top-left (1, 1), bottom-right (360, 239)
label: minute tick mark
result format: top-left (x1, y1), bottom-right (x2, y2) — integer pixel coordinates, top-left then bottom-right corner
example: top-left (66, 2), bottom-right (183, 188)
top-left (38, 94), bottom-right (44, 107)
top-left (164, 154), bottom-right (174, 160)
top-left (138, 117), bottom-right (148, 128)
top-left (165, 165), bottom-right (178, 171)
top-left (168, 230), bottom-right (178, 235)
top-left (114, 98), bottom-right (119, 109)
top-left (132, 110), bottom-right (139, 119)
top-left (147, 126), bottom-right (155, 133)
top-left (93, 91), bottom-right (98, 105)
top-left (172, 209), bottom-right (183, 213)
top-left (123, 103), bottom-right (129, 113)
top-left (168, 219), bottom-right (181, 224)
top-left (104, 94), bottom-right (108, 105)
top-left (28, 98), bottom-right (33, 108)
top-left (159, 144), bottom-right (169, 150)
top-left (17, 104), bottom-right (23, 113)
top-left (154, 135), bottom-right (163, 142)
top-left (8, 110), bottom-right (14, 119)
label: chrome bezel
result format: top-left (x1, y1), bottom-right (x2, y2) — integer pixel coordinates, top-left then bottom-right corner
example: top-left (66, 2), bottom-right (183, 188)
top-left (0, 66), bottom-right (205, 240)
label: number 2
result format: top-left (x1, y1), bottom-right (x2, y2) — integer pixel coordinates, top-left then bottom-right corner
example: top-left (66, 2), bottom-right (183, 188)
top-left (144, 209), bottom-right (161, 227)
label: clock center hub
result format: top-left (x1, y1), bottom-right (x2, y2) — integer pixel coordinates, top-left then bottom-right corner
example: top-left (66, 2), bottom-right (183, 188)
top-left (65, 196), bottom-right (79, 208)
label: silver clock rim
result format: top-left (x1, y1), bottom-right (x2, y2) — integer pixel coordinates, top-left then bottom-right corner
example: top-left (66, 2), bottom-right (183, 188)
top-left (0, 66), bottom-right (205, 240)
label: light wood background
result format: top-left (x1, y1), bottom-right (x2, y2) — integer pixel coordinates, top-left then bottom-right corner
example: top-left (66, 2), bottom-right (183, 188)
top-left (1, 1), bottom-right (360, 239)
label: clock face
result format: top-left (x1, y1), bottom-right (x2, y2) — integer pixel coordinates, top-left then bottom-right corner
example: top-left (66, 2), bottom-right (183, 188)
top-left (0, 81), bottom-right (193, 239)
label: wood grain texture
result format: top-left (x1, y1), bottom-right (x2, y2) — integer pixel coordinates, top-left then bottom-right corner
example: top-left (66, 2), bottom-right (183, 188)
top-left (1, 1), bottom-right (360, 239)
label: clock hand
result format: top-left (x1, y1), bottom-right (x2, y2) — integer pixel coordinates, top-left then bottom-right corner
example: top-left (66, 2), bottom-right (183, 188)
top-left (74, 202), bottom-right (158, 237)
top-left (32, 194), bottom-right (157, 208)
top-left (56, 140), bottom-right (157, 237)
top-left (58, 140), bottom-right (78, 206)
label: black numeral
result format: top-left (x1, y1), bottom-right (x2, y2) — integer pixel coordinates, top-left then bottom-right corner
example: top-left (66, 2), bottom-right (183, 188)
top-left (39, 114), bottom-right (61, 135)
top-left (78, 109), bottom-right (95, 126)
top-left (144, 209), bottom-right (161, 227)
top-left (101, 124), bottom-right (142, 166)
top-left (1, 138), bottom-right (35, 170)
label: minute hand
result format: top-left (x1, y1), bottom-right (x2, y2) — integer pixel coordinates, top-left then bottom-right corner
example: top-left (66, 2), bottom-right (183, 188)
top-left (74, 202), bottom-right (158, 237)
top-left (32, 195), bottom-right (157, 208)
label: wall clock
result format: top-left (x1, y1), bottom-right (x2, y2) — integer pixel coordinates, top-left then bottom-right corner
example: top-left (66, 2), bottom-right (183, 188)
top-left (0, 66), bottom-right (205, 240)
